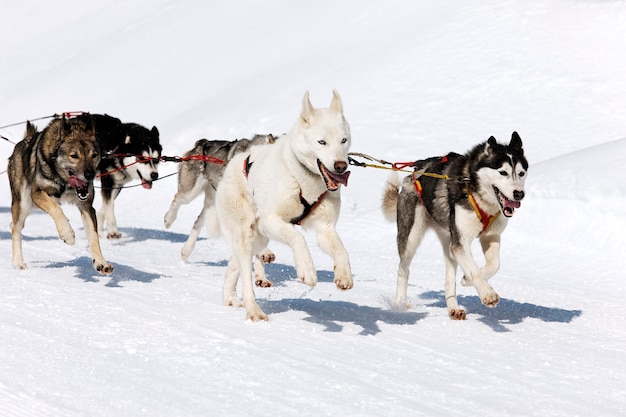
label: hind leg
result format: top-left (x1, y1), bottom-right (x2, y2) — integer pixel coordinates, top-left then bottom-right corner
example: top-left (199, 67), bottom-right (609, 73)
top-left (10, 196), bottom-right (32, 270)
top-left (394, 204), bottom-right (427, 310)
top-left (181, 188), bottom-right (213, 261)
top-left (164, 176), bottom-right (206, 229)
top-left (98, 183), bottom-right (122, 239)
top-left (254, 237), bottom-right (273, 288)
top-left (217, 179), bottom-right (267, 321)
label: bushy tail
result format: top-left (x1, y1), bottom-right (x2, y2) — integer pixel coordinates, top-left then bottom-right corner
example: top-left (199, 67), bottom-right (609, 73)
top-left (382, 172), bottom-right (400, 222)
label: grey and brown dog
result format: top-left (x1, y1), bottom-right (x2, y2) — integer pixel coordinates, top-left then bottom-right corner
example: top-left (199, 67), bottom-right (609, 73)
top-left (8, 115), bottom-right (113, 274)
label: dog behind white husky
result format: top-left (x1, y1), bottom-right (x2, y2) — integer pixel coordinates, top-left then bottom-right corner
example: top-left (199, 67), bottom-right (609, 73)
top-left (163, 134), bottom-right (276, 262)
top-left (382, 133), bottom-right (528, 320)
top-left (216, 90), bottom-right (353, 321)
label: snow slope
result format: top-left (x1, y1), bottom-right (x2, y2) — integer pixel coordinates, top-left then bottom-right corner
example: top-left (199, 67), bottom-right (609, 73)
top-left (1, 1), bottom-right (625, 416)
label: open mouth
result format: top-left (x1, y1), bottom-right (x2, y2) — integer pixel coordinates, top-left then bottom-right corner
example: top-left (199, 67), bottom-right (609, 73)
top-left (317, 159), bottom-right (350, 192)
top-left (137, 170), bottom-right (153, 189)
top-left (68, 171), bottom-right (90, 201)
top-left (494, 186), bottom-right (521, 217)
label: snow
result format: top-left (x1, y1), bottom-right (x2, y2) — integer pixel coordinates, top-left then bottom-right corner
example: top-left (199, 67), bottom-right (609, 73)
top-left (1, 1), bottom-right (625, 416)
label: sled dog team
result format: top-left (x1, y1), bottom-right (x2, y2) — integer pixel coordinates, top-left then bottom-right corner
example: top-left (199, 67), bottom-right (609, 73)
top-left (7, 90), bottom-right (529, 321)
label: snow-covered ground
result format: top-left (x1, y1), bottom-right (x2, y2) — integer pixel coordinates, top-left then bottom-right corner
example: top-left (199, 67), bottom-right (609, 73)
top-left (1, 1), bottom-right (625, 416)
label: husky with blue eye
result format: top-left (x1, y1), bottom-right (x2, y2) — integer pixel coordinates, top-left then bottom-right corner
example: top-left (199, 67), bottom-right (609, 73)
top-left (382, 133), bottom-right (529, 320)
top-left (216, 90), bottom-right (353, 321)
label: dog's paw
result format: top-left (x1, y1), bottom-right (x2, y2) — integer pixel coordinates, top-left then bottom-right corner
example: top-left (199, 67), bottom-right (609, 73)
top-left (163, 211), bottom-right (175, 229)
top-left (481, 292), bottom-right (500, 307)
top-left (181, 244), bottom-right (193, 262)
top-left (449, 309), bottom-right (467, 320)
top-left (334, 275), bottom-right (353, 290)
top-left (299, 270), bottom-right (318, 287)
top-left (255, 277), bottom-right (273, 288)
top-left (393, 298), bottom-right (411, 311)
top-left (94, 261), bottom-right (114, 275)
top-left (246, 307), bottom-right (269, 322)
top-left (224, 296), bottom-right (243, 308)
top-left (333, 264), bottom-right (353, 290)
top-left (107, 231), bottom-right (122, 239)
top-left (13, 260), bottom-right (28, 270)
top-left (257, 249), bottom-right (275, 264)
top-left (59, 225), bottom-right (76, 245)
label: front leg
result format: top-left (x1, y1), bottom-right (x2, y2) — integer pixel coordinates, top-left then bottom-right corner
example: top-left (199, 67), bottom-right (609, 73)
top-left (79, 201), bottom-right (113, 275)
top-left (31, 190), bottom-right (75, 244)
top-left (260, 215), bottom-right (317, 287)
top-left (451, 240), bottom-right (499, 308)
top-left (314, 224), bottom-right (352, 290)
top-left (438, 233), bottom-right (466, 320)
top-left (98, 185), bottom-right (122, 239)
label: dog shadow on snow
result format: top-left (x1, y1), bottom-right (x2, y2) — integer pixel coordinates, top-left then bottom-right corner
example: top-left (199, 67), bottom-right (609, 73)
top-left (44, 256), bottom-right (163, 287)
top-left (240, 262), bottom-right (427, 335)
top-left (420, 290), bottom-right (582, 332)
top-left (261, 297), bottom-right (427, 336)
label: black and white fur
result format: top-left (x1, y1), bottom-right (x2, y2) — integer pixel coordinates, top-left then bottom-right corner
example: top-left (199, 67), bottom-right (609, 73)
top-left (382, 132), bottom-right (528, 320)
top-left (79, 114), bottom-right (162, 239)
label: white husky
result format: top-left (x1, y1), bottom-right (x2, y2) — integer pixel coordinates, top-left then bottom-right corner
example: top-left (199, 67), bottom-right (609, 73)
top-left (216, 90), bottom-right (353, 321)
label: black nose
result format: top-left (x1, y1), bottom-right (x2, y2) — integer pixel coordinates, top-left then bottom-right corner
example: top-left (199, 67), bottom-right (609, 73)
top-left (513, 190), bottom-right (525, 201)
top-left (334, 161), bottom-right (347, 174)
top-left (85, 170), bottom-right (95, 181)
top-left (150, 172), bottom-right (159, 180)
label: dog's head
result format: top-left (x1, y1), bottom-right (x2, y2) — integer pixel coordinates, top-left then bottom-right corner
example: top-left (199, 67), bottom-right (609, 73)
top-left (52, 116), bottom-right (101, 201)
top-left (121, 124), bottom-right (162, 189)
top-left (472, 132), bottom-right (529, 217)
top-left (292, 90), bottom-right (352, 192)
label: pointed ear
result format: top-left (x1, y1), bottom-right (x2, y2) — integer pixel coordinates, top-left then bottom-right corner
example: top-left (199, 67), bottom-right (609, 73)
top-left (87, 115), bottom-right (97, 137)
top-left (151, 126), bottom-right (159, 138)
top-left (330, 89), bottom-right (343, 113)
top-left (487, 136), bottom-right (497, 148)
top-left (300, 90), bottom-right (314, 126)
top-left (509, 131), bottom-right (523, 151)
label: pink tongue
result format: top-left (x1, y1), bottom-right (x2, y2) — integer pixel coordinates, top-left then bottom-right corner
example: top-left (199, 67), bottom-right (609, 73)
top-left (141, 178), bottom-right (153, 189)
top-left (68, 175), bottom-right (87, 189)
top-left (327, 170), bottom-right (351, 187)
top-left (504, 197), bottom-right (521, 210)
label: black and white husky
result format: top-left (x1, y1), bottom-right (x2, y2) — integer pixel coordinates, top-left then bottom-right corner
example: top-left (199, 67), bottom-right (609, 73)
top-left (79, 114), bottom-right (162, 239)
top-left (382, 132), bottom-right (528, 320)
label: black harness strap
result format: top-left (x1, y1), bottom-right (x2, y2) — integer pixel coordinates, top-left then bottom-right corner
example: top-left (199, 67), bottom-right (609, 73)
top-left (290, 191), bottom-right (327, 225)
top-left (243, 154), bottom-right (326, 226)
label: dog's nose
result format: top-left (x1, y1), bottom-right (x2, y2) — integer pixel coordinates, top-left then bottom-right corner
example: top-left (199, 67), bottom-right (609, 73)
top-left (334, 161), bottom-right (347, 174)
top-left (85, 170), bottom-right (95, 181)
top-left (513, 190), bottom-right (525, 201)
top-left (151, 172), bottom-right (159, 181)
